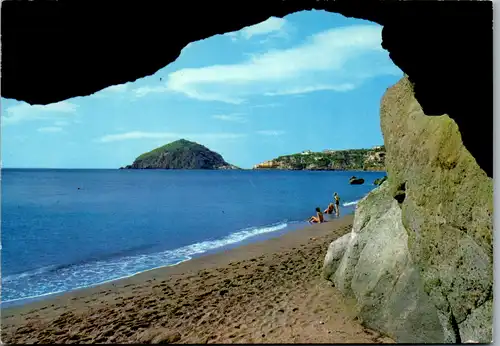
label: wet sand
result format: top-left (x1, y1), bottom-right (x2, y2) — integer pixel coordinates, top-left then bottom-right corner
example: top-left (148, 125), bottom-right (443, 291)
top-left (1, 215), bottom-right (394, 344)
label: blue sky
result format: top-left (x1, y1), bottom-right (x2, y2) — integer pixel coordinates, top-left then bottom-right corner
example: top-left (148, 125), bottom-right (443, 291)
top-left (1, 11), bottom-right (402, 169)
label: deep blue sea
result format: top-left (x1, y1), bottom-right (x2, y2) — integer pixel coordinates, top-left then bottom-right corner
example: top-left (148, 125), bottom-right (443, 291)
top-left (1, 169), bottom-right (385, 306)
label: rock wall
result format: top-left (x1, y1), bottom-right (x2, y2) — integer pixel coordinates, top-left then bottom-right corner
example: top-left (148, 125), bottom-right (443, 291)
top-left (323, 182), bottom-right (445, 343)
top-left (323, 76), bottom-right (493, 343)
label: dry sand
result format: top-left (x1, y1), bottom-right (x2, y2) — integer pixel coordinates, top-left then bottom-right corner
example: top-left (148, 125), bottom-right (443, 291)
top-left (1, 215), bottom-right (394, 344)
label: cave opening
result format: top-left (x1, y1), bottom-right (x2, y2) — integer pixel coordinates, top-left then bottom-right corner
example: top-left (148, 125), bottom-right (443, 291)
top-left (0, 2), bottom-right (493, 344)
top-left (1, 10), bottom-right (399, 172)
top-left (0, 0), bottom-right (492, 177)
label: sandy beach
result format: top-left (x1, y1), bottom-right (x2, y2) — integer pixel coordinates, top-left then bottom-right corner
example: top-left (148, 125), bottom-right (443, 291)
top-left (1, 215), bottom-right (394, 344)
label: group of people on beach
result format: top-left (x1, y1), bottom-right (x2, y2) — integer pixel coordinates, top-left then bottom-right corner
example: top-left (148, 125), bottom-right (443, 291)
top-left (308, 192), bottom-right (340, 224)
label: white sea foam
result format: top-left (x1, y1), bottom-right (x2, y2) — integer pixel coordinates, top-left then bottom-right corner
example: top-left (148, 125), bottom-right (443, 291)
top-left (2, 221), bottom-right (290, 304)
top-left (342, 200), bottom-right (360, 207)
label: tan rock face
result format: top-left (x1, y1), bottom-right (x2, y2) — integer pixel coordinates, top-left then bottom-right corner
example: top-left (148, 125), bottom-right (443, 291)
top-left (380, 76), bottom-right (493, 342)
top-left (324, 76), bottom-right (492, 343)
top-left (326, 182), bottom-right (445, 343)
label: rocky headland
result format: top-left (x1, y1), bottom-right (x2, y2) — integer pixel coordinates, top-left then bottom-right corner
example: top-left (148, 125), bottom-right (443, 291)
top-left (253, 146), bottom-right (386, 171)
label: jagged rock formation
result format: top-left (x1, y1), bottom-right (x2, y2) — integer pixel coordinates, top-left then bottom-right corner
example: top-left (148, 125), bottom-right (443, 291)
top-left (381, 77), bottom-right (493, 343)
top-left (122, 139), bottom-right (238, 170)
top-left (323, 77), bottom-right (493, 343)
top-left (323, 182), bottom-right (444, 343)
top-left (253, 147), bottom-right (385, 171)
top-left (1, 1), bottom-right (492, 177)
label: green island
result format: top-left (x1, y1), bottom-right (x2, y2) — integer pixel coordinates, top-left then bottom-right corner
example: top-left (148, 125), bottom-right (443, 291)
top-left (121, 139), bottom-right (239, 170)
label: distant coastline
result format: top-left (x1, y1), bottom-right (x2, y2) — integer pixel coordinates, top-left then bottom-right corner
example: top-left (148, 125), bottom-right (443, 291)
top-left (252, 146), bottom-right (386, 171)
top-left (2, 168), bottom-right (387, 172)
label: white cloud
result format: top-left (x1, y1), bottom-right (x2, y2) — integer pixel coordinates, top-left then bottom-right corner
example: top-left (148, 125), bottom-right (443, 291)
top-left (90, 83), bottom-right (129, 98)
top-left (251, 103), bottom-right (282, 109)
top-left (226, 32), bottom-right (239, 42)
top-left (105, 84), bottom-right (128, 93)
top-left (212, 114), bottom-right (247, 123)
top-left (241, 17), bottom-right (287, 40)
top-left (134, 86), bottom-right (170, 98)
top-left (54, 121), bottom-right (70, 126)
top-left (264, 83), bottom-right (356, 96)
top-left (257, 130), bottom-right (285, 136)
top-left (225, 17), bottom-right (287, 41)
top-left (3, 101), bottom-right (78, 125)
top-left (98, 131), bottom-right (247, 143)
top-left (37, 126), bottom-right (63, 133)
top-left (136, 24), bottom-right (400, 103)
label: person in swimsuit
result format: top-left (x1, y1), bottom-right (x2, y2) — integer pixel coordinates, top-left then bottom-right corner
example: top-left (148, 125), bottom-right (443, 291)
top-left (309, 207), bottom-right (324, 224)
top-left (324, 203), bottom-right (335, 214)
top-left (334, 192), bottom-right (340, 217)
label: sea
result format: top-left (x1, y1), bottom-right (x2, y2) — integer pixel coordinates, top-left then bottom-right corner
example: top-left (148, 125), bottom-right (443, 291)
top-left (1, 169), bottom-right (386, 307)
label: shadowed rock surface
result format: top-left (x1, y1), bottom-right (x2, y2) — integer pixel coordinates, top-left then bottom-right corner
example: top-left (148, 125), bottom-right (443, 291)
top-left (381, 77), bottom-right (493, 343)
top-left (324, 77), bottom-right (493, 343)
top-left (123, 139), bottom-right (238, 170)
top-left (324, 182), bottom-right (444, 343)
top-left (0, 0), bottom-right (493, 177)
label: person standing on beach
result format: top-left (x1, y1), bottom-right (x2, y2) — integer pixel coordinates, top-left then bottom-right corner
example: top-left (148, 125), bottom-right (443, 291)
top-left (334, 192), bottom-right (340, 217)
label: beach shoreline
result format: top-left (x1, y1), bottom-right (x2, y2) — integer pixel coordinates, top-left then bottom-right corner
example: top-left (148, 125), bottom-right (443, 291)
top-left (2, 214), bottom-right (394, 344)
top-left (2, 212), bottom-right (354, 308)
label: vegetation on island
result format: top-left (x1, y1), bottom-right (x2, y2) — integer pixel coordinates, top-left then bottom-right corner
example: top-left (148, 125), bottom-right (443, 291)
top-left (121, 139), bottom-right (239, 170)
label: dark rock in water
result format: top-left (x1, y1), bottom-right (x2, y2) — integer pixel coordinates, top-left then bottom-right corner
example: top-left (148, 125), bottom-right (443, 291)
top-left (374, 175), bottom-right (388, 186)
top-left (122, 139), bottom-right (239, 170)
top-left (349, 176), bottom-right (365, 185)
